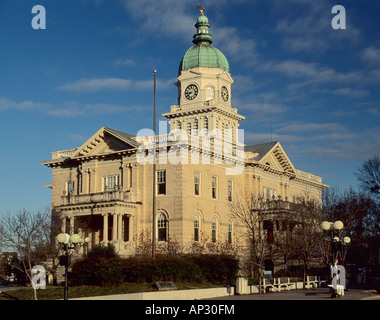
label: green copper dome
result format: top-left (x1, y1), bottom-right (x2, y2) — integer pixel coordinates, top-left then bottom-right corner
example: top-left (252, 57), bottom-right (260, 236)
top-left (179, 8), bottom-right (229, 74)
top-left (179, 45), bottom-right (229, 73)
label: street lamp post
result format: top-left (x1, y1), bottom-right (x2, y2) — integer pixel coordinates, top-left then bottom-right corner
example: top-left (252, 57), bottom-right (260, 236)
top-left (321, 220), bottom-right (351, 264)
top-left (321, 220), bottom-right (351, 297)
top-left (56, 233), bottom-right (90, 300)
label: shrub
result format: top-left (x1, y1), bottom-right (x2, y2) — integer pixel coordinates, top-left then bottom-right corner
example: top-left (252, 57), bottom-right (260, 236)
top-left (70, 243), bottom-right (123, 286)
top-left (70, 253), bottom-right (238, 286)
top-left (86, 243), bottom-right (117, 259)
top-left (186, 254), bottom-right (238, 284)
top-left (122, 256), bottom-right (203, 283)
top-left (71, 256), bottom-right (124, 286)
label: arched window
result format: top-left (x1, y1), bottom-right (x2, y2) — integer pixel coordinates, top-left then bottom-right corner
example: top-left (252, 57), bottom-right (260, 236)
top-left (194, 215), bottom-right (200, 242)
top-left (212, 217), bottom-right (217, 242)
top-left (157, 213), bottom-right (167, 242)
top-left (228, 219), bottom-right (233, 244)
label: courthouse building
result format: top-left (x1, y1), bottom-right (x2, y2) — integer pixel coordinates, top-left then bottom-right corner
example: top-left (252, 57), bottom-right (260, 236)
top-left (42, 9), bottom-right (328, 265)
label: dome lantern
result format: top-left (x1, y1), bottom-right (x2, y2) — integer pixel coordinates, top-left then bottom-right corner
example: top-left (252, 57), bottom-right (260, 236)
top-left (179, 6), bottom-right (230, 74)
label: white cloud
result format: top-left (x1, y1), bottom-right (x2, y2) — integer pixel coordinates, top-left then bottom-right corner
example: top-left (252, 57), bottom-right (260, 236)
top-left (57, 78), bottom-right (132, 92)
top-left (258, 60), bottom-right (364, 86)
top-left (0, 97), bottom-right (139, 118)
top-left (330, 87), bottom-right (370, 98)
top-left (362, 46), bottom-right (380, 66)
top-left (273, 0), bottom-right (360, 53)
top-left (0, 98), bottom-right (49, 112)
top-left (57, 77), bottom-right (176, 93)
top-left (121, 0), bottom-right (259, 65)
top-left (114, 59), bottom-right (136, 68)
top-left (276, 121), bottom-right (346, 134)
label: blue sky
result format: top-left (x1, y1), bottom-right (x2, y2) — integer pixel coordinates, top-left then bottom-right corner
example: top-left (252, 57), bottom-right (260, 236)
top-left (0, 0), bottom-right (379, 213)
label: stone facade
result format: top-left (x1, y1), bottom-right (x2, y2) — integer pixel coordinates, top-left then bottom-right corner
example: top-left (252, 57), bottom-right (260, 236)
top-left (41, 10), bottom-right (328, 265)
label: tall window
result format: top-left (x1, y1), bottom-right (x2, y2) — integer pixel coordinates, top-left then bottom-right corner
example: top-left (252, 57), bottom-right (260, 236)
top-left (263, 186), bottom-right (277, 201)
top-left (194, 215), bottom-right (200, 242)
top-left (157, 170), bottom-right (166, 195)
top-left (212, 176), bottom-right (217, 199)
top-left (228, 219), bottom-right (233, 244)
top-left (103, 175), bottom-right (119, 191)
top-left (194, 172), bottom-right (200, 195)
top-left (227, 180), bottom-right (233, 202)
top-left (157, 213), bottom-right (167, 242)
top-left (66, 181), bottom-right (75, 194)
top-left (211, 217), bottom-right (217, 242)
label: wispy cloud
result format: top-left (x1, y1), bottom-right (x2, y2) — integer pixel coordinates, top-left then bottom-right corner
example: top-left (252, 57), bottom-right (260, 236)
top-left (57, 78), bottom-right (132, 92)
top-left (113, 59), bottom-right (136, 68)
top-left (121, 0), bottom-right (259, 65)
top-left (362, 46), bottom-right (380, 66)
top-left (273, 0), bottom-right (360, 53)
top-left (246, 120), bottom-right (380, 162)
top-left (57, 77), bottom-right (176, 93)
top-left (0, 97), bottom-right (140, 118)
top-left (257, 60), bottom-right (364, 88)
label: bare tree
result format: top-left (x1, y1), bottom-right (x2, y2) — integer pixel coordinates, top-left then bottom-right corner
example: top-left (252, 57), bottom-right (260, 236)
top-left (322, 187), bottom-right (380, 267)
top-left (0, 208), bottom-right (57, 300)
top-left (228, 193), bottom-right (278, 294)
top-left (356, 155), bottom-right (380, 197)
top-left (289, 195), bottom-right (324, 288)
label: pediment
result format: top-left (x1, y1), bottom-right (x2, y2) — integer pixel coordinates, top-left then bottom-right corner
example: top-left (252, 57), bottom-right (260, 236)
top-left (260, 142), bottom-right (296, 174)
top-left (245, 142), bottom-right (296, 174)
top-left (71, 127), bottom-right (139, 158)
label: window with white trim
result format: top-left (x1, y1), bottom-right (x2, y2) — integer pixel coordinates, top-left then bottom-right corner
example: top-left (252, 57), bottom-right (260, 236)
top-left (211, 216), bottom-right (217, 242)
top-left (103, 175), bottom-right (119, 191)
top-left (212, 176), bottom-right (217, 199)
top-left (194, 215), bottom-right (200, 242)
top-left (157, 170), bottom-right (166, 195)
top-left (227, 180), bottom-right (233, 202)
top-left (157, 213), bottom-right (168, 242)
top-left (66, 181), bottom-right (75, 194)
top-left (228, 219), bottom-right (233, 244)
top-left (263, 186), bottom-right (277, 201)
top-left (194, 172), bottom-right (200, 196)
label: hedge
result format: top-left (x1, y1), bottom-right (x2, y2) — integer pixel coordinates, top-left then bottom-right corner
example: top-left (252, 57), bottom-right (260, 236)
top-left (70, 254), bottom-right (238, 286)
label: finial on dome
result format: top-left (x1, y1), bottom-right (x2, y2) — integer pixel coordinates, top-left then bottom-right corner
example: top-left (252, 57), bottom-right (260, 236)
top-left (193, 5), bottom-right (212, 45)
top-left (197, 5), bottom-right (205, 15)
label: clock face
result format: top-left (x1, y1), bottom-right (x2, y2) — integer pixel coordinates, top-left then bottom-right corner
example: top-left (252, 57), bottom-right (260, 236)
top-left (221, 86), bottom-right (229, 102)
top-left (185, 84), bottom-right (198, 100)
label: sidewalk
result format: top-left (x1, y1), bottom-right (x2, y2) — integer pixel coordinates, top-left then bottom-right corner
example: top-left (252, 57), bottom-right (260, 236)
top-left (209, 287), bottom-right (380, 300)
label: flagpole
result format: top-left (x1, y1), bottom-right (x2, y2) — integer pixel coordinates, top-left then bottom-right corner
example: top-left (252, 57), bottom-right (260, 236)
top-left (152, 70), bottom-right (157, 258)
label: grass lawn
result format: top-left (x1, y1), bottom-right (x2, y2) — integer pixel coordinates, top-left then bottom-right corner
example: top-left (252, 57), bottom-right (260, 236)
top-left (0, 281), bottom-right (227, 300)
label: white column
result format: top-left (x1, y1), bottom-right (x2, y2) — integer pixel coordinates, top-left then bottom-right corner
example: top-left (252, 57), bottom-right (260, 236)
top-left (112, 213), bottom-right (118, 241)
top-left (103, 213), bottom-right (108, 243)
top-left (128, 214), bottom-right (133, 242)
top-left (70, 215), bottom-right (74, 234)
top-left (61, 216), bottom-right (66, 233)
top-left (118, 214), bottom-right (123, 241)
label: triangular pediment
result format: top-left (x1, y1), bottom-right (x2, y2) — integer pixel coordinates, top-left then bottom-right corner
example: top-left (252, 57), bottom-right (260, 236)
top-left (245, 142), bottom-right (296, 174)
top-left (71, 127), bottom-right (139, 158)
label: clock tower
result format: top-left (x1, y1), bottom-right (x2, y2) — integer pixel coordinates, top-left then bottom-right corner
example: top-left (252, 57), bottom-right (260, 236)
top-left (162, 6), bottom-right (245, 139)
